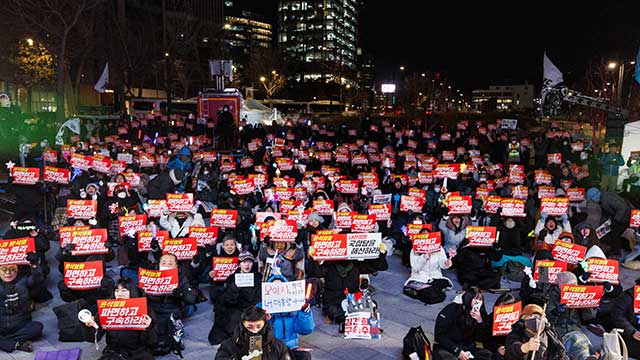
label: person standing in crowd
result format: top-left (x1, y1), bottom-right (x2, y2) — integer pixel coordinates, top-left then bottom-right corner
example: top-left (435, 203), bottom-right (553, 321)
top-left (599, 142), bottom-right (624, 192)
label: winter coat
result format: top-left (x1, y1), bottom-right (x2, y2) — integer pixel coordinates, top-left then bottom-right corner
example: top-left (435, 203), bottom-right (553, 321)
top-left (534, 216), bottom-right (572, 246)
top-left (600, 191), bottom-right (632, 225)
top-left (222, 269), bottom-right (262, 311)
top-left (167, 147), bottom-right (193, 172)
top-left (215, 321), bottom-right (291, 360)
top-left (258, 243), bottom-right (304, 282)
top-left (599, 152), bottom-right (624, 176)
top-left (147, 170), bottom-right (178, 200)
top-left (84, 311), bottom-right (158, 360)
top-left (497, 223), bottom-right (528, 255)
top-left (611, 287), bottom-right (640, 336)
top-left (545, 285), bottom-right (595, 338)
top-left (258, 275), bottom-right (314, 349)
top-left (505, 320), bottom-right (568, 360)
top-left (439, 216), bottom-right (473, 251)
top-left (159, 213), bottom-right (205, 238)
top-left (434, 294), bottom-right (489, 356)
top-left (407, 248), bottom-right (452, 286)
top-left (0, 266), bottom-right (44, 332)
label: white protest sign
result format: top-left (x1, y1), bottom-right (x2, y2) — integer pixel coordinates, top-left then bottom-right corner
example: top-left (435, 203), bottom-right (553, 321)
top-left (235, 273), bottom-right (254, 288)
top-left (262, 280), bottom-right (306, 314)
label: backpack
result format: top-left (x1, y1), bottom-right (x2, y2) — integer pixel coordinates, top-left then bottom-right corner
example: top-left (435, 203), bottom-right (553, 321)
top-left (402, 325), bottom-right (433, 360)
top-left (403, 279), bottom-right (449, 305)
top-left (502, 261), bottom-right (526, 283)
top-left (602, 329), bottom-right (628, 360)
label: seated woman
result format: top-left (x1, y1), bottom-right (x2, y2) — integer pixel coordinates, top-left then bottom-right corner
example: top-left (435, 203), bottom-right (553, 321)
top-left (258, 239), bottom-right (304, 282)
top-left (404, 234), bottom-right (453, 304)
top-left (81, 278), bottom-right (157, 360)
top-left (483, 293), bottom-right (520, 360)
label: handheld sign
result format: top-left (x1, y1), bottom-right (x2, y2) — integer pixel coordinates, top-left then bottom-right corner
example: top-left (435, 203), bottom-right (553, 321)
top-left (161, 237), bottom-right (197, 260)
top-left (0, 237), bottom-right (35, 266)
top-left (118, 214), bottom-right (147, 236)
top-left (147, 199), bottom-right (167, 218)
top-left (560, 285), bottom-right (603, 308)
top-left (411, 232), bottom-right (442, 254)
top-left (68, 228), bottom-right (108, 256)
top-left (138, 267), bottom-right (179, 295)
top-left (552, 241), bottom-right (586, 265)
top-left (492, 301), bottom-right (522, 336)
top-left (465, 226), bottom-right (497, 247)
top-left (264, 220), bottom-right (298, 242)
top-left (310, 233), bottom-right (381, 261)
top-left (406, 223), bottom-right (433, 237)
top-left (500, 198), bottom-right (525, 217)
top-left (137, 230), bottom-right (169, 252)
top-left (67, 200), bottom-right (97, 219)
top-left (533, 260), bottom-right (567, 283)
top-left (567, 188), bottom-right (586, 202)
top-left (63, 260), bottom-right (103, 290)
top-left (189, 226), bottom-right (219, 247)
top-left (344, 311), bottom-right (381, 340)
top-left (262, 280), bottom-right (306, 314)
top-left (585, 258), bottom-right (619, 284)
top-left (351, 214), bottom-right (377, 233)
top-left (166, 193), bottom-right (194, 212)
top-left (634, 286), bottom-right (640, 314)
top-left (11, 167), bottom-right (40, 185)
top-left (400, 195), bottom-right (424, 213)
top-left (313, 200), bottom-right (335, 216)
top-left (368, 204), bottom-right (391, 221)
top-left (540, 197), bottom-right (569, 216)
top-left (44, 166), bottom-right (70, 184)
top-left (211, 257), bottom-right (239, 282)
top-left (447, 196), bottom-right (473, 214)
top-left (210, 209), bottom-right (238, 228)
top-left (631, 209), bottom-right (640, 228)
top-left (98, 297), bottom-right (148, 330)
top-left (231, 179), bottom-right (255, 195)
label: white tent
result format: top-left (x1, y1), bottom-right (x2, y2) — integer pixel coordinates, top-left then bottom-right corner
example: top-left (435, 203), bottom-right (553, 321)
top-left (241, 99), bottom-right (284, 125)
top-left (619, 119), bottom-right (640, 186)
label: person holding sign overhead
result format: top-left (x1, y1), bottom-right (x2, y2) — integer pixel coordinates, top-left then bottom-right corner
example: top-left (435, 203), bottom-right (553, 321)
top-left (504, 304), bottom-right (568, 360)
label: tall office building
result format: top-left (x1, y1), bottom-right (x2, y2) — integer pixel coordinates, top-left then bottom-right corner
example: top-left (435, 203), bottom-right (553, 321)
top-left (278, 0), bottom-right (359, 86)
top-left (224, 0), bottom-right (273, 54)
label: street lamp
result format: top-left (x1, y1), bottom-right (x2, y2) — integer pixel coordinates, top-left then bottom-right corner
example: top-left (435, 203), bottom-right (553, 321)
top-left (608, 62), bottom-right (617, 70)
top-left (26, 38), bottom-right (34, 46)
top-left (400, 66), bottom-right (405, 71)
top-left (260, 76), bottom-right (266, 82)
top-left (224, 23), bottom-right (231, 30)
top-left (421, 73), bottom-right (426, 77)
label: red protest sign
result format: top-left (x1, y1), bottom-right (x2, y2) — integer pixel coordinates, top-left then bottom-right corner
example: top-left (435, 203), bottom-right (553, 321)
top-left (44, 166), bottom-right (69, 184)
top-left (276, 157), bottom-right (294, 171)
top-left (273, 187), bottom-right (294, 201)
top-left (408, 187), bottom-right (427, 200)
top-left (210, 209), bottom-right (238, 228)
top-left (534, 260), bottom-right (568, 283)
top-left (500, 198), bottom-right (526, 217)
top-left (351, 214), bottom-right (377, 233)
top-left (138, 267), bottom-right (179, 295)
top-left (310, 233), bottom-right (348, 260)
top-left (67, 200), bottom-right (97, 219)
top-left (400, 195), bottom-right (425, 213)
top-left (11, 167), bottom-right (40, 185)
top-left (313, 200), bottom-right (335, 216)
top-left (248, 173), bottom-right (268, 187)
top-left (630, 209), bottom-right (640, 228)
top-left (43, 149), bottom-right (58, 163)
top-left (475, 187), bottom-right (489, 200)
top-left (434, 164), bottom-right (460, 179)
top-left (635, 286), bottom-right (640, 313)
top-left (513, 185), bottom-right (528, 200)
top-left (70, 153), bottom-right (93, 171)
top-left (411, 232), bottom-right (442, 254)
top-left (484, 195), bottom-right (502, 214)
top-left (265, 220), bottom-right (298, 242)
top-left (537, 186), bottom-right (557, 199)
top-left (279, 199), bottom-right (302, 213)
top-left (63, 260), bottom-right (103, 290)
top-left (492, 302), bottom-right (522, 336)
top-left (547, 153), bottom-right (562, 165)
top-left (0, 237), bottom-right (35, 265)
top-left (335, 211), bottom-right (355, 228)
top-left (560, 285), bottom-right (603, 308)
top-left (447, 195), bottom-right (473, 214)
top-left (540, 197), bottom-right (569, 216)
top-left (59, 226), bottom-right (90, 246)
top-left (147, 199), bottom-right (166, 218)
top-left (586, 258), bottom-right (619, 284)
top-left (567, 188), bottom-right (586, 202)
top-left (189, 226), bottom-right (219, 247)
top-left (336, 180), bottom-right (359, 194)
top-left (161, 237), bottom-right (197, 260)
top-left (118, 214), bottom-right (147, 236)
top-left (92, 155), bottom-right (112, 173)
top-left (231, 178), bottom-right (255, 195)
top-left (535, 170), bottom-right (553, 185)
top-left (407, 223), bottom-right (433, 237)
top-left (211, 257), bottom-right (239, 282)
top-left (286, 209), bottom-right (310, 224)
top-left (508, 165), bottom-right (525, 184)
top-left (552, 241), bottom-right (587, 264)
top-left (418, 172), bottom-right (434, 184)
top-left (98, 297), bottom-right (148, 330)
top-left (166, 193), bottom-right (194, 212)
top-left (466, 226), bottom-right (497, 247)
top-left (442, 150), bottom-right (455, 161)
top-left (137, 230), bottom-right (168, 252)
top-left (67, 228), bottom-right (108, 255)
top-left (368, 204), bottom-right (391, 221)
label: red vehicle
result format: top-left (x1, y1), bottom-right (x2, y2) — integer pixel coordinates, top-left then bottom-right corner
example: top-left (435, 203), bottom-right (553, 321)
top-left (197, 88), bottom-right (243, 126)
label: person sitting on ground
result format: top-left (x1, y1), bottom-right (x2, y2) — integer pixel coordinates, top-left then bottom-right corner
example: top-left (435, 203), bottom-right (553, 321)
top-left (611, 277), bottom-right (640, 358)
top-left (483, 293), bottom-right (520, 360)
top-left (534, 212), bottom-right (571, 251)
top-left (505, 303), bottom-right (568, 360)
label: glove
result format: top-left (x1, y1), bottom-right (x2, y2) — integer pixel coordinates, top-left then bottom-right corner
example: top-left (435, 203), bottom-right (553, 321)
top-left (204, 244), bottom-right (215, 257)
top-left (578, 271), bottom-right (591, 283)
top-left (560, 213), bottom-right (568, 222)
top-left (150, 239), bottom-right (161, 252)
top-left (89, 218), bottom-right (98, 226)
top-left (190, 255), bottom-right (201, 268)
top-left (26, 252), bottom-right (40, 266)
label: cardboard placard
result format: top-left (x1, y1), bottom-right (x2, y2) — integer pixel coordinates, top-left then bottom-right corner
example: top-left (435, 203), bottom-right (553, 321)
top-left (586, 258), bottom-right (619, 284)
top-left (492, 301), bottom-right (522, 336)
top-left (634, 286), bottom-right (640, 314)
top-left (138, 267), bottom-right (179, 295)
top-left (161, 237), bottom-right (198, 260)
top-left (537, 185), bottom-right (557, 199)
top-left (276, 158), bottom-right (294, 171)
top-left (92, 155), bottom-right (112, 173)
top-left (465, 226), bottom-right (497, 247)
top-left (44, 166), bottom-right (69, 184)
top-left (630, 209), bottom-right (640, 228)
top-left (310, 233), bottom-right (381, 261)
top-left (434, 164), bottom-right (460, 179)
top-left (118, 214), bottom-right (148, 236)
top-left (11, 167), bottom-right (40, 185)
top-left (484, 195), bottom-right (502, 214)
top-left (335, 211), bottom-right (355, 228)
top-left (513, 185), bottom-right (528, 200)
top-left (552, 241), bottom-right (586, 264)
top-left (63, 260), bottom-right (103, 290)
top-left (137, 230), bottom-right (168, 252)
top-left (407, 223), bottom-right (433, 237)
top-left (344, 312), bottom-right (381, 340)
top-left (447, 195), bottom-right (473, 214)
top-left (411, 232), bottom-right (442, 254)
top-left (43, 149), bottom-right (58, 163)
top-left (98, 297), bottom-right (148, 330)
top-left (400, 195), bottom-right (424, 213)
top-left (547, 153), bottom-right (562, 165)
top-left (68, 228), bottom-right (108, 256)
top-left (442, 151), bottom-right (455, 161)
top-left (231, 179), bottom-right (255, 196)
top-left (336, 180), bottom-right (359, 194)
top-left (313, 200), bottom-right (335, 216)
top-left (351, 214), bottom-right (377, 233)
top-left (534, 260), bottom-right (567, 283)
top-left (189, 226), bottom-right (219, 247)
top-left (286, 209), bottom-right (310, 224)
top-left (166, 193), bottom-right (194, 212)
top-left (535, 170), bottom-right (553, 185)
top-left (70, 153), bottom-right (93, 171)
top-left (211, 257), bottom-right (239, 282)
top-left (210, 209), bottom-right (238, 228)
top-left (560, 285), bottom-right (603, 308)
top-left (147, 199), bottom-right (167, 218)
top-left (262, 280), bottom-right (306, 314)
top-left (567, 188), bottom-right (586, 202)
top-left (264, 220), bottom-right (298, 242)
top-left (67, 200), bottom-right (98, 219)
top-left (540, 197), bottom-right (569, 216)
top-left (500, 198), bottom-right (526, 217)
top-left (273, 187), bottom-right (294, 201)
top-left (368, 204), bottom-right (391, 221)
top-left (508, 164), bottom-right (525, 184)
top-left (0, 237), bottom-right (35, 265)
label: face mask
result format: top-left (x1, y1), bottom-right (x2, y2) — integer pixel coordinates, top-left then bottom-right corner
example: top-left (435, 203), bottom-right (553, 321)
top-left (117, 192), bottom-right (126, 199)
top-left (159, 266), bottom-right (173, 271)
top-left (505, 220), bottom-right (515, 229)
top-left (524, 317), bottom-right (543, 335)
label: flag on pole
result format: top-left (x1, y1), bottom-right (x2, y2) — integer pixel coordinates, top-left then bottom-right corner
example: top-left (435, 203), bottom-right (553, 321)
top-left (635, 47), bottom-right (640, 84)
top-left (543, 52), bottom-right (563, 87)
top-left (94, 63), bottom-right (109, 93)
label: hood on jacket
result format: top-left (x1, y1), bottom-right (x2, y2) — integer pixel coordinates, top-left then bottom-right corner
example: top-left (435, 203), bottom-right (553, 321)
top-left (447, 215), bottom-right (470, 231)
top-left (585, 245), bottom-right (606, 260)
top-left (556, 271), bottom-right (577, 286)
top-left (178, 146), bottom-right (191, 157)
top-left (267, 274), bottom-right (288, 283)
top-left (336, 202), bottom-right (352, 213)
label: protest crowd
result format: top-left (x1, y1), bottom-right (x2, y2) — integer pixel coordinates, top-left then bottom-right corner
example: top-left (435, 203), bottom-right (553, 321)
top-left (1, 110), bottom-right (640, 360)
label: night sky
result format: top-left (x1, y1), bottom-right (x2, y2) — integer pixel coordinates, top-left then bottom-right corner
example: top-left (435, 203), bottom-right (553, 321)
top-left (251, 1), bottom-right (640, 93)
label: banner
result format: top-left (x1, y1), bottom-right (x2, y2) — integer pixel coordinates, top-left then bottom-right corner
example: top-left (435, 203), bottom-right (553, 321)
top-left (368, 204), bottom-right (391, 221)
top-left (411, 232), bottom-right (442, 254)
top-left (434, 164), bottom-right (460, 179)
top-left (138, 267), bottom-right (179, 295)
top-left (11, 167), bottom-right (40, 185)
top-left (400, 195), bottom-right (424, 213)
top-left (447, 195), bottom-right (473, 214)
top-left (0, 237), bottom-right (35, 265)
top-left (68, 228), bottom-right (108, 256)
top-left (166, 193), bottom-right (194, 212)
top-left (630, 209), bottom-right (640, 228)
top-left (189, 226), bottom-right (219, 247)
top-left (118, 214), bottom-right (148, 236)
top-left (336, 180), bottom-right (359, 194)
top-left (63, 260), bottom-right (103, 290)
top-left (560, 285), bottom-right (603, 308)
top-left (210, 209), bottom-right (238, 228)
top-left (264, 220), bottom-right (298, 242)
top-left (351, 214), bottom-right (377, 233)
top-left (540, 197), bottom-right (569, 216)
top-left (500, 198), bottom-right (526, 217)
top-left (344, 312), bottom-right (381, 340)
top-left (147, 199), bottom-right (167, 218)
top-left (533, 260), bottom-right (567, 283)
top-left (567, 188), bottom-right (586, 202)
top-left (313, 200), bottom-right (335, 216)
top-left (67, 200), bottom-right (98, 219)
top-left (552, 241), bottom-right (586, 264)
top-left (98, 297), bottom-right (148, 330)
top-left (44, 166), bottom-right (69, 184)
top-left (465, 226), bottom-right (497, 247)
top-left (262, 280), bottom-right (306, 314)
top-left (211, 257), bottom-right (239, 282)
top-left (161, 237), bottom-right (198, 260)
top-left (586, 258), bottom-right (619, 284)
top-left (310, 233), bottom-right (381, 261)
top-left (492, 301), bottom-right (522, 336)
top-left (137, 230), bottom-right (168, 252)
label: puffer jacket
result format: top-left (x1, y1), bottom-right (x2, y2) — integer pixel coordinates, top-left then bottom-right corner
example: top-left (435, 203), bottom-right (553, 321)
top-left (534, 216), bottom-right (572, 247)
top-left (505, 320), bottom-right (568, 360)
top-left (0, 265), bottom-right (44, 331)
top-left (216, 321), bottom-right (291, 360)
top-left (159, 213), bottom-right (205, 238)
top-left (439, 215), bottom-right (474, 251)
top-left (407, 248), bottom-right (452, 286)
